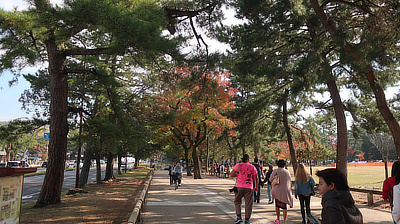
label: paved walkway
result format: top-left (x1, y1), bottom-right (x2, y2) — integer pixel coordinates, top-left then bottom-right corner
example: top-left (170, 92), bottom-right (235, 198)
top-left (143, 170), bottom-right (394, 224)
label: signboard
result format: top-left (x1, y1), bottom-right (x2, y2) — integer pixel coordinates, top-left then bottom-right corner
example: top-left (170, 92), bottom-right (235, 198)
top-left (0, 176), bottom-right (22, 224)
top-left (43, 133), bottom-right (50, 139)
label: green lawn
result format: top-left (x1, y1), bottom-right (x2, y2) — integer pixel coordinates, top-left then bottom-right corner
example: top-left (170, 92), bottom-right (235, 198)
top-left (284, 165), bottom-right (389, 190)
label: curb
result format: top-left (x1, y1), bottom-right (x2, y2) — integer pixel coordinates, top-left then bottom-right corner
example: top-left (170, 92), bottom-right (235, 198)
top-left (127, 169), bottom-right (154, 224)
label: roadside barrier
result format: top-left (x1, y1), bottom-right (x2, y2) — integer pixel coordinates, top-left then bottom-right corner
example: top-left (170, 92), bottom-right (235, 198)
top-left (127, 169), bottom-right (154, 224)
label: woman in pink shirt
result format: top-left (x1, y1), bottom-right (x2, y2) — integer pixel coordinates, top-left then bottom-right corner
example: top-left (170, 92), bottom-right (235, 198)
top-left (230, 154), bottom-right (258, 224)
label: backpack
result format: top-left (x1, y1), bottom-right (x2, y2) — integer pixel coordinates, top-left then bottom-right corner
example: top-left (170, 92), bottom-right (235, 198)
top-left (253, 164), bottom-right (262, 183)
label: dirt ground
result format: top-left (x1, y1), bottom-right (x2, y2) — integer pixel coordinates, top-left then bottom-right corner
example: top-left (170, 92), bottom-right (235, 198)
top-left (20, 168), bottom-right (149, 224)
top-left (351, 191), bottom-right (391, 211)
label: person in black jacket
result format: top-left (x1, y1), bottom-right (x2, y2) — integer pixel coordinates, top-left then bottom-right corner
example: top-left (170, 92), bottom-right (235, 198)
top-left (316, 168), bottom-right (363, 224)
top-left (263, 164), bottom-right (274, 204)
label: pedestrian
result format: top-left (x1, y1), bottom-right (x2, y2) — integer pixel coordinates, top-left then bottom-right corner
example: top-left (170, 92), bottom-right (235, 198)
top-left (252, 157), bottom-right (263, 203)
top-left (269, 159), bottom-right (293, 224)
top-left (294, 163), bottom-right (316, 224)
top-left (316, 168), bottom-right (363, 224)
top-left (393, 166), bottom-right (400, 224)
top-left (230, 154), bottom-right (259, 224)
top-left (168, 162), bottom-right (174, 185)
top-left (220, 163), bottom-right (225, 178)
top-left (383, 161), bottom-right (400, 209)
top-left (263, 164), bottom-right (274, 204)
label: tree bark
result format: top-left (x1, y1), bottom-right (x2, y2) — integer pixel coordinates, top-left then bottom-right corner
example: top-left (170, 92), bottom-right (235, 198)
top-left (184, 146), bottom-right (192, 176)
top-left (104, 154), bottom-right (114, 181)
top-left (326, 73), bottom-right (348, 176)
top-left (36, 36), bottom-right (68, 206)
top-left (192, 147), bottom-right (202, 179)
top-left (282, 89), bottom-right (297, 175)
top-left (206, 137), bottom-right (209, 172)
top-left (78, 144), bottom-right (93, 188)
top-left (95, 157), bottom-right (102, 184)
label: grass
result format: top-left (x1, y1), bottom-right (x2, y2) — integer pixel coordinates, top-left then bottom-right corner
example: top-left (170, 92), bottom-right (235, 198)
top-left (285, 165), bottom-right (390, 189)
top-left (20, 167), bottom-right (151, 224)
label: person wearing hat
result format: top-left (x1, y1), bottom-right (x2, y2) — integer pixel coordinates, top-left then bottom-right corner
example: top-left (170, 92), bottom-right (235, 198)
top-left (230, 154), bottom-right (259, 224)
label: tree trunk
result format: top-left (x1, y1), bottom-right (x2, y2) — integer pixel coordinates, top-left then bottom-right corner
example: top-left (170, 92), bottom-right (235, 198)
top-left (384, 155), bottom-right (389, 180)
top-left (192, 147), bottom-right (202, 179)
top-left (326, 74), bottom-right (348, 176)
top-left (6, 143), bottom-right (11, 162)
top-left (96, 157), bottom-right (102, 184)
top-left (117, 154), bottom-right (122, 175)
top-left (282, 89), bottom-right (297, 175)
top-left (78, 144), bottom-right (93, 188)
top-left (36, 37), bottom-right (68, 206)
top-left (134, 156), bottom-right (139, 168)
top-left (206, 137), bottom-right (209, 172)
top-left (104, 154), bottom-right (114, 181)
top-left (185, 146), bottom-right (192, 176)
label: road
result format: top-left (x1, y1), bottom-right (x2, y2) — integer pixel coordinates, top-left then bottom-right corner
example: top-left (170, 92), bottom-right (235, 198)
top-left (21, 166), bottom-right (111, 204)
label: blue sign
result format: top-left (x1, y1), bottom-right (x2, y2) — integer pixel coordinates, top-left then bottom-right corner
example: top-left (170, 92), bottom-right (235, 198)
top-left (44, 133), bottom-right (50, 139)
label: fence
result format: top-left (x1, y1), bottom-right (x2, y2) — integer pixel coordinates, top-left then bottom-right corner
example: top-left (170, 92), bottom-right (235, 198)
top-left (127, 169), bottom-right (154, 224)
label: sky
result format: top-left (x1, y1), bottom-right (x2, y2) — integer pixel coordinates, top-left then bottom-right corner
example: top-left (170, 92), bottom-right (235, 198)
top-left (0, 0), bottom-right (35, 122)
top-left (0, 0), bottom-right (67, 122)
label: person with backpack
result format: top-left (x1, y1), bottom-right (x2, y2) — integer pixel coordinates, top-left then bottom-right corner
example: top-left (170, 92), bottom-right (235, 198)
top-left (383, 161), bottom-right (400, 209)
top-left (294, 163), bottom-right (316, 224)
top-left (252, 157), bottom-right (263, 203)
top-left (316, 168), bottom-right (363, 224)
top-left (230, 154), bottom-right (259, 224)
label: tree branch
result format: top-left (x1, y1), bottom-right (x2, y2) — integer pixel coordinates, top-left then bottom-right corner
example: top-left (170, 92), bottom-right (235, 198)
top-left (62, 48), bottom-right (111, 56)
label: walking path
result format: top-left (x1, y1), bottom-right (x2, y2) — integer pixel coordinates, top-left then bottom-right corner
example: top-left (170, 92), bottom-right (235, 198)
top-left (143, 170), bottom-right (393, 224)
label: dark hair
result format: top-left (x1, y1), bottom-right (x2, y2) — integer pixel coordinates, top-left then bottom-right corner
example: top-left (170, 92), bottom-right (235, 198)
top-left (269, 164), bottom-right (273, 169)
top-left (394, 162), bottom-right (400, 184)
top-left (242, 154), bottom-right (250, 163)
top-left (254, 157), bottom-right (259, 163)
top-left (316, 168), bottom-right (349, 191)
top-left (391, 161), bottom-right (400, 177)
top-left (277, 159), bottom-right (285, 168)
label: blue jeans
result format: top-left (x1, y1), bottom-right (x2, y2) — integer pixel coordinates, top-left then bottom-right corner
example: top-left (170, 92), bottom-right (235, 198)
top-left (267, 184), bottom-right (272, 201)
top-left (254, 183), bottom-right (261, 202)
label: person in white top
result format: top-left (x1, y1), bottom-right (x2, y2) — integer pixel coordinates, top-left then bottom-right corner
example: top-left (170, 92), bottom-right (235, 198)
top-left (393, 168), bottom-right (400, 224)
top-left (220, 164), bottom-right (225, 178)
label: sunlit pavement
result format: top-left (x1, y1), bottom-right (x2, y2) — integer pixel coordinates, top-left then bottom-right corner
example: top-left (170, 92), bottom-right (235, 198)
top-left (143, 170), bottom-right (394, 224)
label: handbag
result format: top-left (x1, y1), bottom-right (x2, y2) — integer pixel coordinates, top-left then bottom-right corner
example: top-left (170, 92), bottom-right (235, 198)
top-left (310, 179), bottom-right (315, 196)
top-left (229, 163), bottom-right (240, 193)
top-left (272, 174), bottom-right (279, 186)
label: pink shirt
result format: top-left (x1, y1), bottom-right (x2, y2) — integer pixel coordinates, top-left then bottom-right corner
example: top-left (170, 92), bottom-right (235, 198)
top-left (233, 162), bottom-right (257, 189)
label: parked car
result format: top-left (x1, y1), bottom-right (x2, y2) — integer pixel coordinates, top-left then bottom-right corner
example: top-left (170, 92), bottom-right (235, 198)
top-left (6, 161), bottom-right (29, 168)
top-left (0, 163), bottom-right (6, 167)
top-left (42, 161), bottom-right (48, 168)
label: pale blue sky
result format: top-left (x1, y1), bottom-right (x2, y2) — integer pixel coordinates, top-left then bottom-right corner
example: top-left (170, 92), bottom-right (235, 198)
top-left (0, 0), bottom-right (60, 122)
